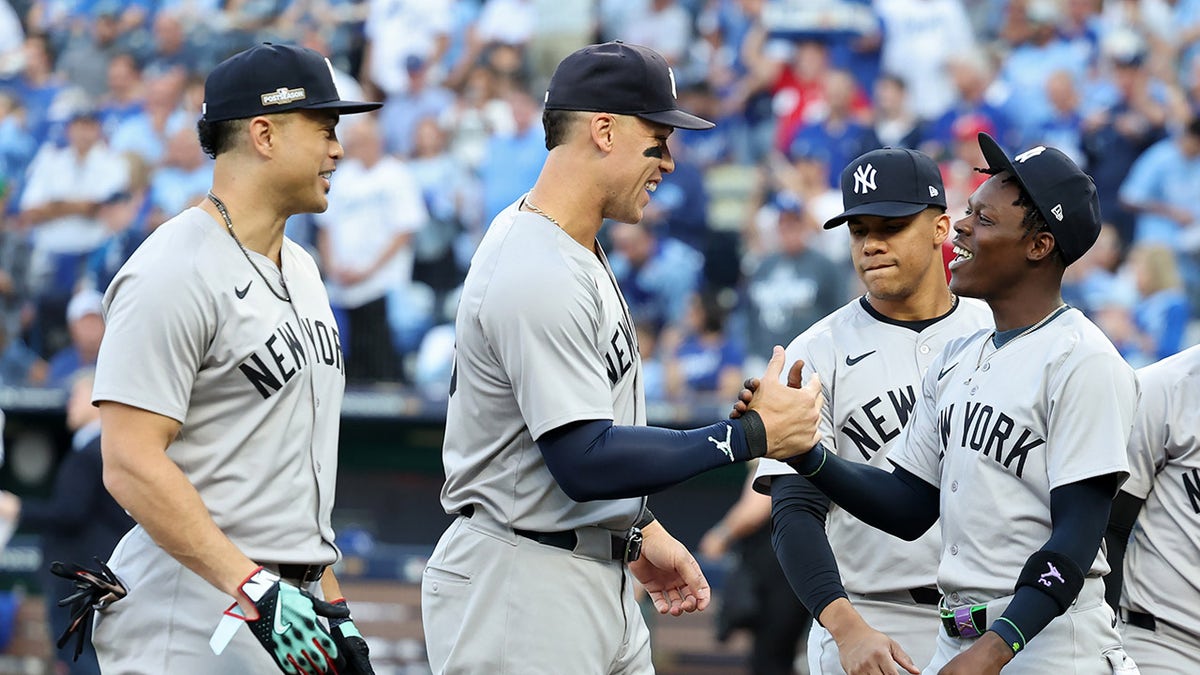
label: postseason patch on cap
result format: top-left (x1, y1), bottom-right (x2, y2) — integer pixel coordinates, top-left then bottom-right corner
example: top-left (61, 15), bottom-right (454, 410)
top-left (261, 87), bottom-right (307, 106)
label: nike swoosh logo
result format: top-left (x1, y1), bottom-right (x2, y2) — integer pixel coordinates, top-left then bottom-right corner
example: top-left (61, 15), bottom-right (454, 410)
top-left (937, 363), bottom-right (958, 381)
top-left (272, 593), bottom-right (290, 635)
top-left (235, 281), bottom-right (252, 299)
top-left (845, 350), bottom-right (875, 366)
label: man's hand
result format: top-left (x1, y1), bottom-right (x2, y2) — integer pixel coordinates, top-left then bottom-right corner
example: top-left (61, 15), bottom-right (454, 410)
top-left (820, 598), bottom-right (919, 675)
top-left (938, 631), bottom-right (1014, 675)
top-left (746, 346), bottom-right (823, 461)
top-left (628, 520), bottom-right (711, 616)
top-left (728, 376), bottom-right (758, 419)
top-left (237, 568), bottom-right (347, 674)
top-left (327, 599), bottom-right (374, 674)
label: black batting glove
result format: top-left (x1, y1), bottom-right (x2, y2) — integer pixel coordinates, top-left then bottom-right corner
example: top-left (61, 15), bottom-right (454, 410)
top-left (324, 598), bottom-right (373, 674)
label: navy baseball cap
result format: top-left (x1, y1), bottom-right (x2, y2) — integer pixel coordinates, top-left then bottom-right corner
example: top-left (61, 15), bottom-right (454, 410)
top-left (202, 43), bottom-right (381, 123)
top-left (977, 132), bottom-right (1101, 265)
top-left (823, 147), bottom-right (946, 229)
top-left (544, 41), bottom-right (714, 130)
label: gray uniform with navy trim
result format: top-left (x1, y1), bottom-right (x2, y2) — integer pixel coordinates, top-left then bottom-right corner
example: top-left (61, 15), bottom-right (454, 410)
top-left (888, 307), bottom-right (1136, 673)
top-left (1118, 345), bottom-right (1200, 671)
top-left (423, 197), bottom-right (654, 674)
top-left (91, 207), bottom-right (345, 673)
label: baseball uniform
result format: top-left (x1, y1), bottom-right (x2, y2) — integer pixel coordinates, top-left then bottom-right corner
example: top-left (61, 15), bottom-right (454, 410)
top-left (888, 306), bottom-right (1138, 674)
top-left (91, 207), bottom-right (345, 673)
top-left (756, 294), bottom-right (993, 674)
top-left (1117, 345), bottom-right (1200, 671)
top-left (422, 199), bottom-right (651, 674)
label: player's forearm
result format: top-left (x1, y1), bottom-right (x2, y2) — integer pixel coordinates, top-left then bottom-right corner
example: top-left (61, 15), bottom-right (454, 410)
top-left (104, 450), bottom-right (258, 597)
top-left (537, 416), bottom-right (767, 501)
top-left (320, 569), bottom-right (345, 602)
top-left (99, 404), bottom-right (258, 600)
top-left (770, 474), bottom-right (847, 618)
top-left (788, 446), bottom-right (939, 540)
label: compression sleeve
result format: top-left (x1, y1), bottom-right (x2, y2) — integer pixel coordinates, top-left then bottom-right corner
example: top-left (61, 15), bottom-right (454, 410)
top-left (787, 445), bottom-right (940, 541)
top-left (1102, 490), bottom-right (1146, 611)
top-left (989, 474), bottom-right (1121, 653)
top-left (536, 415), bottom-right (765, 501)
top-left (770, 473), bottom-right (847, 620)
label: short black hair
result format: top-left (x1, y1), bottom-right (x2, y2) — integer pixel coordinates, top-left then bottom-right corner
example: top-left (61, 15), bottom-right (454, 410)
top-left (543, 109), bottom-right (577, 150)
top-left (197, 117), bottom-right (246, 159)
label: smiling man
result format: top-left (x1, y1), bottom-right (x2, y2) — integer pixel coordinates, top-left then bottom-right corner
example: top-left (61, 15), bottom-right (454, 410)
top-left (91, 43), bottom-right (379, 674)
top-left (756, 134), bottom-right (1139, 674)
top-left (421, 41), bottom-right (829, 674)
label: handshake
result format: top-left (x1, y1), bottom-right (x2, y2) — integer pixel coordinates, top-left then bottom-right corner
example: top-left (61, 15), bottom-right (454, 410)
top-left (733, 345), bottom-right (825, 462)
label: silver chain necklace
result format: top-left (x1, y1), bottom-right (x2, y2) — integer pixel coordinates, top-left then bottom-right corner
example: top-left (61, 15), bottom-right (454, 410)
top-left (207, 192), bottom-right (291, 302)
top-left (523, 198), bottom-right (561, 228)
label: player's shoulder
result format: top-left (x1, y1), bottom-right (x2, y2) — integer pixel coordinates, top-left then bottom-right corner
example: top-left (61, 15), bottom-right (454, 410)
top-left (951, 297), bottom-right (993, 328)
top-left (1137, 344), bottom-right (1200, 395)
top-left (115, 207), bottom-right (219, 280)
top-left (783, 297), bottom-right (860, 360)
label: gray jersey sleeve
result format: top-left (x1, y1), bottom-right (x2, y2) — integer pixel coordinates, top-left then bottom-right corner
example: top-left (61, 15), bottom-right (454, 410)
top-left (93, 237), bottom-right (216, 422)
top-left (885, 348), bottom-right (949, 488)
top-left (1044, 352), bottom-right (1136, 490)
top-left (479, 249), bottom-right (615, 440)
top-left (1124, 363), bottom-right (1171, 500)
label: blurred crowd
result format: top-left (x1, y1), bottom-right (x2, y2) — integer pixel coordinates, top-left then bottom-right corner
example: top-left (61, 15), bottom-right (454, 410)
top-left (0, 0), bottom-right (1198, 399)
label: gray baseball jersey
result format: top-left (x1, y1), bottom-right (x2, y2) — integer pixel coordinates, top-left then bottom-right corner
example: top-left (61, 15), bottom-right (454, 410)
top-left (439, 198), bottom-right (644, 531)
top-left (92, 207), bottom-right (345, 565)
top-left (889, 306), bottom-right (1136, 606)
top-left (1121, 345), bottom-right (1200, 638)
top-left (755, 295), bottom-right (993, 595)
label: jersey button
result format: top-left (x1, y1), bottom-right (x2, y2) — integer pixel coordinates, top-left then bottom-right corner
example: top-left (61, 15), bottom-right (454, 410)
top-left (316, 397), bottom-right (321, 408)
top-left (919, 344), bottom-right (930, 354)
top-left (950, 592), bottom-right (960, 603)
top-left (982, 363), bottom-right (991, 372)
top-left (969, 386), bottom-right (978, 395)
top-left (316, 461), bottom-right (323, 473)
top-left (950, 545), bottom-right (959, 555)
top-left (951, 480), bottom-right (958, 492)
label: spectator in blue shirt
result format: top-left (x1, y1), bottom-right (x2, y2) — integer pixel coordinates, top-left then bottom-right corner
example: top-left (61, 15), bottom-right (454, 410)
top-left (608, 220), bottom-right (704, 331)
top-left (1129, 243), bottom-right (1192, 361)
top-left (479, 87), bottom-right (547, 227)
top-left (664, 290), bottom-right (745, 401)
top-left (44, 289), bottom-right (104, 388)
top-left (787, 70), bottom-right (876, 188)
top-left (1119, 117), bottom-right (1200, 248)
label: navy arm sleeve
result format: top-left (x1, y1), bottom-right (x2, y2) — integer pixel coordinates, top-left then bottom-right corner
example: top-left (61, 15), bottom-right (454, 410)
top-left (989, 474), bottom-right (1121, 650)
top-left (770, 473), bottom-right (847, 621)
top-left (537, 416), bottom-right (765, 501)
top-left (19, 449), bottom-right (104, 534)
top-left (1102, 490), bottom-right (1145, 611)
top-left (788, 445), bottom-right (940, 541)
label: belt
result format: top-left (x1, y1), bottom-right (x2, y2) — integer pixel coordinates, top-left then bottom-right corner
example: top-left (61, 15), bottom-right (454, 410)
top-left (260, 563), bottom-right (326, 584)
top-left (1125, 610), bottom-right (1156, 632)
top-left (940, 602), bottom-right (988, 639)
top-left (460, 505), bottom-right (642, 563)
top-left (908, 587), bottom-right (941, 606)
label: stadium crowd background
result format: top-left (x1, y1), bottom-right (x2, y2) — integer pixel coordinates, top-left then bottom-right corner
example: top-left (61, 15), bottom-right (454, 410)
top-left (0, 0), bottom-right (1198, 403)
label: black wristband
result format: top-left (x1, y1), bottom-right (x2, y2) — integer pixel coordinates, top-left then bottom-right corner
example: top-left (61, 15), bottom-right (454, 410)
top-left (1015, 550), bottom-right (1085, 614)
top-left (740, 410), bottom-right (767, 458)
top-left (635, 507), bottom-right (655, 529)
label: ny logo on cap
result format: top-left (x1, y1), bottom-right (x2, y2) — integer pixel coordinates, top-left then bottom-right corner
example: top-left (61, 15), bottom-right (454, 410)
top-left (853, 163), bottom-right (878, 194)
top-left (1015, 146), bottom-right (1047, 163)
top-left (261, 87), bottom-right (306, 106)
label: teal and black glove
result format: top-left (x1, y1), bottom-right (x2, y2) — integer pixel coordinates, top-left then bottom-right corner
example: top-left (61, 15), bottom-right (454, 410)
top-left (239, 567), bottom-right (348, 675)
top-left (327, 599), bottom-right (374, 674)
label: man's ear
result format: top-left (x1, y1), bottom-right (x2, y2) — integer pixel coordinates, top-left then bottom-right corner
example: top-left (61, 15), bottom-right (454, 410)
top-left (247, 115), bottom-right (277, 157)
top-left (1028, 230), bottom-right (1058, 263)
top-left (589, 113), bottom-right (616, 153)
top-left (932, 211), bottom-right (951, 246)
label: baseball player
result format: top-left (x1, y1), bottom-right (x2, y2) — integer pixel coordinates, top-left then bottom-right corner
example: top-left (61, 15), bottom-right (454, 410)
top-left (762, 133), bottom-right (1139, 674)
top-left (1104, 344), bottom-right (1200, 671)
top-left (740, 148), bottom-right (993, 675)
top-left (89, 44), bottom-right (378, 674)
top-left (421, 41), bottom-right (825, 675)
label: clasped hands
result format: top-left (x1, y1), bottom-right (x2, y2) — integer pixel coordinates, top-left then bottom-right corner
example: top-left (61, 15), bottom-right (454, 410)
top-left (736, 345), bottom-right (824, 461)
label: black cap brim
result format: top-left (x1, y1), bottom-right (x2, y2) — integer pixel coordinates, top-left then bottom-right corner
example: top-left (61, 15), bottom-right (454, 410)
top-left (301, 99), bottom-right (383, 115)
top-left (978, 132), bottom-right (1020, 186)
top-left (638, 109), bottom-right (715, 130)
top-left (822, 201), bottom-right (929, 229)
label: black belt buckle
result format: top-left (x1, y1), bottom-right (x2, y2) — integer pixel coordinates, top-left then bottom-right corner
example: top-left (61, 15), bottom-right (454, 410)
top-left (623, 527), bottom-right (643, 563)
